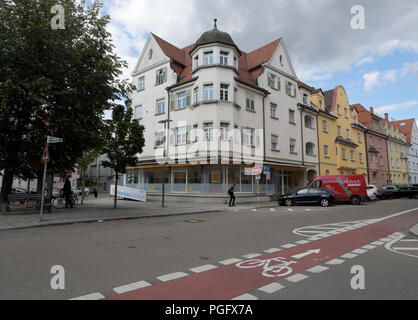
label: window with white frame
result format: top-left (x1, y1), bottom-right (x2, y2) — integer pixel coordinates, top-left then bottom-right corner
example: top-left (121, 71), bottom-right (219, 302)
top-left (337, 125), bottom-right (342, 137)
top-left (204, 84), bottom-right (213, 101)
top-left (270, 103), bottom-right (278, 119)
top-left (220, 51), bottom-right (228, 65)
top-left (358, 132), bottom-right (361, 143)
top-left (138, 76), bottom-right (145, 91)
top-left (369, 136), bottom-right (373, 145)
top-left (303, 93), bottom-right (309, 105)
top-left (135, 105), bottom-right (142, 119)
top-left (271, 135), bottom-right (279, 151)
top-left (244, 128), bottom-right (255, 146)
top-left (337, 105), bottom-right (341, 115)
top-left (156, 99), bottom-right (165, 115)
top-left (342, 148), bottom-right (346, 160)
top-left (285, 81), bottom-right (296, 97)
top-left (194, 87), bottom-right (199, 103)
top-left (155, 131), bottom-right (165, 147)
top-left (289, 110), bottom-right (295, 124)
top-left (305, 115), bottom-right (314, 129)
top-left (220, 84), bottom-right (229, 101)
top-left (346, 128), bottom-right (350, 139)
top-left (350, 150), bottom-right (354, 161)
top-left (246, 92), bottom-right (255, 111)
top-left (322, 119), bottom-right (327, 132)
top-left (204, 51), bottom-right (213, 65)
top-left (177, 91), bottom-right (186, 109)
top-left (176, 126), bottom-right (187, 145)
top-left (359, 152), bottom-right (363, 163)
top-left (194, 55), bottom-right (199, 69)
top-left (380, 156), bottom-right (383, 165)
top-left (203, 122), bottom-right (213, 141)
top-left (268, 73), bottom-right (279, 90)
top-left (155, 67), bottom-right (167, 85)
top-left (290, 139), bottom-right (296, 153)
top-left (306, 142), bottom-right (315, 156)
top-left (324, 145), bottom-right (329, 157)
top-left (220, 122), bottom-right (229, 141)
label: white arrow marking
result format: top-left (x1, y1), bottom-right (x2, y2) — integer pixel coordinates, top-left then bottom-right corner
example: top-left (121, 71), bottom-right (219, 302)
top-left (291, 249), bottom-right (321, 259)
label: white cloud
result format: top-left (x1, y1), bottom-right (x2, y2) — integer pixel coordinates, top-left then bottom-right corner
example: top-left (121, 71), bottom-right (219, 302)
top-left (355, 57), bottom-right (374, 67)
top-left (363, 71), bottom-right (380, 91)
top-left (376, 40), bottom-right (418, 56)
top-left (402, 61), bottom-right (418, 79)
top-left (382, 70), bottom-right (397, 82)
top-left (375, 100), bottom-right (418, 113)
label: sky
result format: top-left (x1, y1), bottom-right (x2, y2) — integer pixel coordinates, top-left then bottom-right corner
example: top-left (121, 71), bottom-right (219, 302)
top-left (99, 0), bottom-right (418, 125)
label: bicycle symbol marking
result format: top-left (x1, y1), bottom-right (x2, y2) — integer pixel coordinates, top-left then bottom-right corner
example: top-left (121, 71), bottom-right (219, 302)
top-left (236, 257), bottom-right (297, 278)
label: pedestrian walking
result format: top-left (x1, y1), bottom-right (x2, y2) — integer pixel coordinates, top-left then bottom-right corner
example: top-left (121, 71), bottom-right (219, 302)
top-left (63, 178), bottom-right (73, 208)
top-left (228, 184), bottom-right (236, 207)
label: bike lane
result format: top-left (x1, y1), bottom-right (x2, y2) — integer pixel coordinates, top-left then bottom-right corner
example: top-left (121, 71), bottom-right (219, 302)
top-left (106, 210), bottom-right (418, 300)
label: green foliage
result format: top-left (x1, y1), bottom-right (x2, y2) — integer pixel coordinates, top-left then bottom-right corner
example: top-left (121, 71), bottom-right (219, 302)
top-left (101, 102), bottom-right (145, 174)
top-left (0, 0), bottom-right (130, 182)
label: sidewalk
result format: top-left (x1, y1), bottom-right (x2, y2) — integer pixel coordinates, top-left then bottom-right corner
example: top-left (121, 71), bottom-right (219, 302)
top-left (0, 196), bottom-right (277, 231)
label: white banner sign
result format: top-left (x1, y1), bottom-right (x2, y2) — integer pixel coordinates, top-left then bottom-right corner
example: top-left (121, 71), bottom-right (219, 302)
top-left (110, 185), bottom-right (146, 202)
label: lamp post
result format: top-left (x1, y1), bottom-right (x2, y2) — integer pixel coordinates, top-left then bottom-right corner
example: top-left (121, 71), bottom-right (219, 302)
top-left (158, 119), bottom-right (172, 207)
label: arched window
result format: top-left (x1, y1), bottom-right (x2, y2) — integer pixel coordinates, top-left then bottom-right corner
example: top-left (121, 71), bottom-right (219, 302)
top-left (306, 142), bottom-right (315, 156)
top-left (304, 115), bottom-right (314, 129)
top-left (325, 170), bottom-right (330, 176)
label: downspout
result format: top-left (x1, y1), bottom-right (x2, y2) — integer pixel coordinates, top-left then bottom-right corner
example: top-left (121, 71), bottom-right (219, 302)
top-left (262, 95), bottom-right (266, 163)
top-left (300, 107), bottom-right (305, 166)
top-left (364, 129), bottom-right (370, 184)
top-left (316, 112), bottom-right (321, 176)
top-left (386, 137), bottom-right (391, 185)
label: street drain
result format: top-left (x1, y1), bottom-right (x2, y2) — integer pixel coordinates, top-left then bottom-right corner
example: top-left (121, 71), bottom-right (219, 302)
top-left (184, 219), bottom-right (204, 223)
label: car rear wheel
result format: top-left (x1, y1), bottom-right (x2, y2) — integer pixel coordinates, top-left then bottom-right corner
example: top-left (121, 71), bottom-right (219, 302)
top-left (320, 198), bottom-right (330, 207)
top-left (350, 196), bottom-right (361, 205)
top-left (285, 199), bottom-right (293, 207)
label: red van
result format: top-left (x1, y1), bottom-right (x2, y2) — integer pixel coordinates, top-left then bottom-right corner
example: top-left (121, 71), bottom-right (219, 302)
top-left (308, 175), bottom-right (367, 205)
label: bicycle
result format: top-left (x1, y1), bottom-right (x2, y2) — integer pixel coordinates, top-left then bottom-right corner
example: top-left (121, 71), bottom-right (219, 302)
top-left (52, 193), bottom-right (78, 209)
top-left (236, 257), bottom-right (297, 278)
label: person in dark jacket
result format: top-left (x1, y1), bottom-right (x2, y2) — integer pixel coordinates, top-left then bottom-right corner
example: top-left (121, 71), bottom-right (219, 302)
top-left (63, 178), bottom-right (73, 208)
top-left (228, 184), bottom-right (236, 207)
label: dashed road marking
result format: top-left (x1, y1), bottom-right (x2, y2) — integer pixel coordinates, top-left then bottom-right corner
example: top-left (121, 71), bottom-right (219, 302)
top-left (232, 293), bottom-right (258, 300)
top-left (219, 258), bottom-right (242, 265)
top-left (157, 272), bottom-right (188, 282)
top-left (352, 249), bottom-right (367, 254)
top-left (264, 248), bottom-right (282, 253)
top-left (341, 253), bottom-right (358, 259)
top-left (371, 241), bottom-right (385, 246)
top-left (281, 243), bottom-right (297, 248)
top-left (242, 253), bottom-right (262, 259)
top-left (325, 259), bottom-right (345, 265)
top-left (306, 265), bottom-right (329, 274)
top-left (257, 282), bottom-right (285, 294)
top-left (113, 281), bottom-right (151, 294)
top-left (392, 247), bottom-right (418, 251)
top-left (362, 245), bottom-right (376, 250)
top-left (286, 273), bottom-right (308, 283)
top-left (70, 292), bottom-right (105, 300)
top-left (295, 240), bottom-right (310, 245)
top-left (190, 264), bottom-right (218, 273)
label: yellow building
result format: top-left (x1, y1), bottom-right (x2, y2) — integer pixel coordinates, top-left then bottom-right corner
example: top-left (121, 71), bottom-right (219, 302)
top-left (311, 86), bottom-right (368, 178)
top-left (383, 116), bottom-right (408, 184)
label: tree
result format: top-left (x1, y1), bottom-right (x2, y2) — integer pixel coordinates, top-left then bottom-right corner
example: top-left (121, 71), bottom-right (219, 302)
top-left (102, 102), bottom-right (145, 209)
top-left (0, 0), bottom-right (132, 212)
top-left (75, 149), bottom-right (103, 205)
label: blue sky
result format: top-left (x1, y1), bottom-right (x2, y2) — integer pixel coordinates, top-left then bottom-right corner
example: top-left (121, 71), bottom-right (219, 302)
top-left (98, 0), bottom-right (418, 124)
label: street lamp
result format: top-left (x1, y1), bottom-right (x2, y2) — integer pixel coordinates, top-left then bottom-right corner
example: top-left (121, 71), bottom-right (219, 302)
top-left (158, 119), bottom-right (172, 207)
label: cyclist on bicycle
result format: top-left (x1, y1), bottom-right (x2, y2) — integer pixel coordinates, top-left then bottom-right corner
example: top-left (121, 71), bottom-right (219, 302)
top-left (63, 178), bottom-right (74, 208)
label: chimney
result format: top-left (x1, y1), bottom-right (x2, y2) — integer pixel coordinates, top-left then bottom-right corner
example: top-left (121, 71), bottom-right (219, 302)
top-left (385, 113), bottom-right (389, 121)
top-left (370, 107), bottom-right (374, 114)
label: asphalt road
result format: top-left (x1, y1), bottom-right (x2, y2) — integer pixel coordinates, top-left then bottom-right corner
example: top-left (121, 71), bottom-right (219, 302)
top-left (0, 198), bottom-right (417, 300)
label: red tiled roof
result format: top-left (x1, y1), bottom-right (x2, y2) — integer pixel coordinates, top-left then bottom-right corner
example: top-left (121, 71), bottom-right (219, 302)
top-left (391, 118), bottom-right (415, 143)
top-left (150, 33), bottom-right (282, 91)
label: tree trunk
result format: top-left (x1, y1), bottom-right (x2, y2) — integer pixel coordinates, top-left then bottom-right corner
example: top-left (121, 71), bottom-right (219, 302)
top-left (81, 167), bottom-right (86, 205)
top-left (1, 168), bottom-right (14, 214)
top-left (113, 171), bottom-right (118, 209)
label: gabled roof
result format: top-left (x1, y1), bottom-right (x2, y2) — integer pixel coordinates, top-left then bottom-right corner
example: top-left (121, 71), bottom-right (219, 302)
top-left (391, 118), bottom-right (416, 143)
top-left (150, 33), bottom-right (283, 92)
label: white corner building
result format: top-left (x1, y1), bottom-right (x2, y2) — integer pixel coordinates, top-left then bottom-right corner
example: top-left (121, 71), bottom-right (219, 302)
top-left (126, 20), bottom-right (319, 201)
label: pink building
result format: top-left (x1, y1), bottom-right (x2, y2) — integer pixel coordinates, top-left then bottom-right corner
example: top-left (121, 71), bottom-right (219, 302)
top-left (352, 104), bottom-right (390, 186)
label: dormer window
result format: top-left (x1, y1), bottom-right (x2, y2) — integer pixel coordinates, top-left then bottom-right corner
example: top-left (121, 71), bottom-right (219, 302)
top-left (220, 51), bottom-right (228, 65)
top-left (204, 51), bottom-right (213, 65)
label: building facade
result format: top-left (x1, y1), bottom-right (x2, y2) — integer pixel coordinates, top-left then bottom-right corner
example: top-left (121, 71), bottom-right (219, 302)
top-left (382, 115), bottom-right (408, 184)
top-left (311, 86), bottom-right (368, 178)
top-left (354, 105), bottom-right (390, 186)
top-left (126, 21), bottom-right (319, 198)
top-left (392, 119), bottom-right (418, 185)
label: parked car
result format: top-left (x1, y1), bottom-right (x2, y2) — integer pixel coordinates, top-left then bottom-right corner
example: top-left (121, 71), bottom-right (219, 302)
top-left (278, 188), bottom-right (335, 207)
top-left (379, 185), bottom-right (399, 199)
top-left (11, 187), bottom-right (26, 194)
top-left (366, 185), bottom-right (378, 201)
top-left (394, 185), bottom-right (418, 199)
top-left (307, 174), bottom-right (367, 205)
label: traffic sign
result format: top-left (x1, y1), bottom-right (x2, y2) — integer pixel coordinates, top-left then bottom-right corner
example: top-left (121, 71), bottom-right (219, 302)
top-left (47, 136), bottom-right (63, 144)
top-left (41, 144), bottom-right (50, 162)
top-left (263, 165), bottom-right (270, 172)
top-left (252, 166), bottom-right (262, 175)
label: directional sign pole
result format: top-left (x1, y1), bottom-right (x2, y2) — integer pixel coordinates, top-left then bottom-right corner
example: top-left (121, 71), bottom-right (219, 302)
top-left (39, 159), bottom-right (48, 222)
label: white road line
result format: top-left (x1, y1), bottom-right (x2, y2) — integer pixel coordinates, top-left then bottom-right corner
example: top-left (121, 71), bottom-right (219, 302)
top-left (264, 248), bottom-right (282, 253)
top-left (113, 281), bottom-right (151, 294)
top-left (352, 249), bottom-right (367, 254)
top-left (299, 231), bottom-right (326, 234)
top-left (371, 241), bottom-right (385, 246)
top-left (392, 247), bottom-right (418, 251)
top-left (380, 238), bottom-right (393, 242)
top-left (306, 265), bottom-right (329, 273)
top-left (400, 239), bottom-right (418, 242)
top-left (157, 272), bottom-right (188, 282)
top-left (252, 209), bottom-right (257, 212)
top-left (232, 293), bottom-right (258, 300)
top-left (305, 209), bottom-right (311, 211)
top-left (219, 258), bottom-right (242, 265)
top-left (286, 273), bottom-right (308, 283)
top-left (341, 253), bottom-right (358, 259)
top-left (269, 208), bottom-right (276, 212)
top-left (190, 264), bottom-right (218, 273)
top-left (325, 259), bottom-right (345, 265)
top-left (287, 209), bottom-right (293, 212)
top-left (362, 245), bottom-right (376, 250)
top-left (308, 237), bottom-right (322, 241)
top-left (242, 253), bottom-right (262, 259)
top-left (295, 240), bottom-right (310, 244)
top-left (281, 243), bottom-right (297, 248)
top-left (70, 292), bottom-right (105, 300)
top-left (257, 282), bottom-right (285, 294)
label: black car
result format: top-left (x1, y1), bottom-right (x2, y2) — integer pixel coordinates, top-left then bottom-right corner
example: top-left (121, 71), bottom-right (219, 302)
top-left (278, 188), bottom-right (335, 207)
top-left (394, 185), bottom-right (418, 199)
